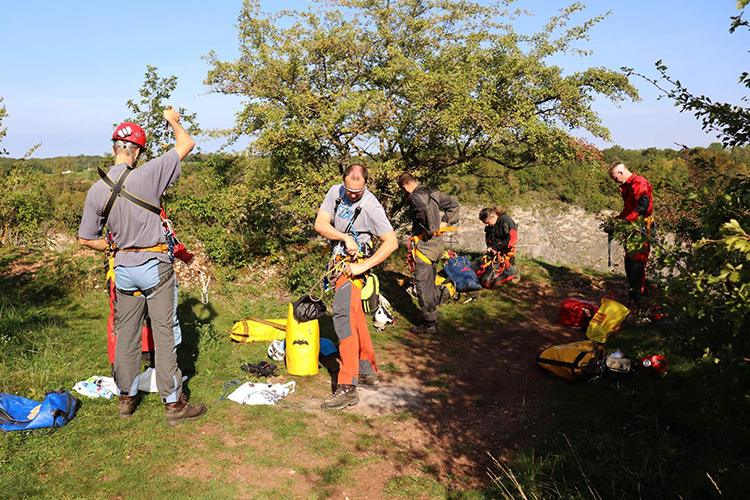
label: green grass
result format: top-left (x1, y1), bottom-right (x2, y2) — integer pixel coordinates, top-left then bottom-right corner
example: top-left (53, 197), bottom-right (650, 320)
top-left (1, 247), bottom-right (748, 499)
top-left (491, 321), bottom-right (750, 499)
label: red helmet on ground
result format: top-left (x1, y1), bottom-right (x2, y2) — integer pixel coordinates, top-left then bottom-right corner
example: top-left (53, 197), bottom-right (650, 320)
top-left (112, 122), bottom-right (147, 148)
top-left (639, 354), bottom-right (667, 374)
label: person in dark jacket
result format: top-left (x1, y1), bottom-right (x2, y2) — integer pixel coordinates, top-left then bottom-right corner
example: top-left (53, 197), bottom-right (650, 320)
top-left (474, 207), bottom-right (520, 287)
top-left (608, 162), bottom-right (654, 304)
top-left (398, 173), bottom-right (460, 334)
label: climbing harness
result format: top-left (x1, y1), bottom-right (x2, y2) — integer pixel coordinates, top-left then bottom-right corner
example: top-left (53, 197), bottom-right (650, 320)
top-left (406, 226), bottom-right (457, 271)
top-left (98, 166), bottom-right (178, 261)
top-left (98, 167), bottom-right (161, 219)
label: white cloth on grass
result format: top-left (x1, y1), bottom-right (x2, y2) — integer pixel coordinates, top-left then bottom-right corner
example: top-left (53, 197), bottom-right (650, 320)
top-left (228, 381), bottom-right (296, 406)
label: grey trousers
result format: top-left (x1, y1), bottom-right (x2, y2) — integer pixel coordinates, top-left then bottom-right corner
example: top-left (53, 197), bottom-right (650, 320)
top-left (113, 262), bottom-right (182, 403)
top-left (414, 259), bottom-right (439, 323)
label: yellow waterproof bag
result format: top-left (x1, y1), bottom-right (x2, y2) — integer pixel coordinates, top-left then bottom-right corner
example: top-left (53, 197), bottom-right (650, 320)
top-left (586, 297), bottom-right (630, 343)
top-left (285, 302), bottom-right (320, 376)
top-left (229, 318), bottom-right (286, 343)
top-left (537, 340), bottom-right (606, 380)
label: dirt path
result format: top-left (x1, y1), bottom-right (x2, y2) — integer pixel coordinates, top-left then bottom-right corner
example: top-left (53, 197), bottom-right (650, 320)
top-left (313, 271), bottom-right (619, 496)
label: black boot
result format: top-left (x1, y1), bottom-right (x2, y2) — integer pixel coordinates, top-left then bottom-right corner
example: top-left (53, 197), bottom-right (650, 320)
top-left (409, 321), bottom-right (438, 334)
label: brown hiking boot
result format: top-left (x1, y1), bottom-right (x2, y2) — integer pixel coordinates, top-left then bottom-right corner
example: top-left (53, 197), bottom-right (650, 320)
top-left (165, 393), bottom-right (207, 426)
top-left (118, 394), bottom-right (140, 419)
top-left (321, 384), bottom-right (359, 410)
top-left (358, 374), bottom-right (379, 391)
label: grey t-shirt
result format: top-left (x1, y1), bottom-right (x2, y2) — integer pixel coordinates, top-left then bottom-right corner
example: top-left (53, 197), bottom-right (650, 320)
top-left (78, 149), bottom-right (181, 267)
top-left (319, 184), bottom-right (394, 256)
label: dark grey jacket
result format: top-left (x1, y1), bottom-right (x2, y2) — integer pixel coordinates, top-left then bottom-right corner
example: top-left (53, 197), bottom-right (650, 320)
top-left (407, 184), bottom-right (460, 262)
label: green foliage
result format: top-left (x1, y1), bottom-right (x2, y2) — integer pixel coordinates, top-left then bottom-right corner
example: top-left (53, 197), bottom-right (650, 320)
top-left (0, 96), bottom-right (7, 155)
top-left (285, 244), bottom-right (329, 295)
top-left (122, 65), bottom-right (200, 160)
top-left (206, 0), bottom-right (637, 185)
top-left (0, 145), bottom-right (53, 246)
top-left (620, 11), bottom-right (750, 356)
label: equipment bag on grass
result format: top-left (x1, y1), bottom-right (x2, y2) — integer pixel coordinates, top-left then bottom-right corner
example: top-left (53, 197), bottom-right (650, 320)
top-left (435, 273), bottom-right (459, 304)
top-left (476, 253), bottom-right (517, 288)
top-left (0, 390), bottom-right (78, 432)
top-left (229, 318), bottom-right (286, 343)
top-left (586, 297), bottom-right (630, 343)
top-left (537, 340), bottom-right (606, 381)
top-left (558, 298), bottom-right (600, 329)
top-left (442, 256), bottom-right (482, 292)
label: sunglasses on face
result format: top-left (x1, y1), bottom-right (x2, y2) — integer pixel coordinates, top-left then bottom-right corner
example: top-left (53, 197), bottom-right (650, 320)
top-left (344, 185), bottom-right (366, 194)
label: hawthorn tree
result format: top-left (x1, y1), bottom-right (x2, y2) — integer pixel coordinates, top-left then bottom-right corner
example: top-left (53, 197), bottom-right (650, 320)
top-left (122, 65), bottom-right (200, 160)
top-left (205, 0), bottom-right (638, 180)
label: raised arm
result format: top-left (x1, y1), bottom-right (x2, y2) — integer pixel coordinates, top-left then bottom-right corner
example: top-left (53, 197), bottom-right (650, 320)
top-left (164, 108), bottom-right (195, 160)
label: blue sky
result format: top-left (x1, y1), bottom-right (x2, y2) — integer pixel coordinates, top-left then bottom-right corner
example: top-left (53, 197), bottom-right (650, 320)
top-left (1, 0), bottom-right (748, 158)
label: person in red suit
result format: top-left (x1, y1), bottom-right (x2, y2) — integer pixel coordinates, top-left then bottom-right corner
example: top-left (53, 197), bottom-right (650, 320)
top-left (608, 162), bottom-right (654, 305)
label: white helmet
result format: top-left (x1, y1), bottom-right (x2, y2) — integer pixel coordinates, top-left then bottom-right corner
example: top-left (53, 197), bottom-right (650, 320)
top-left (268, 339), bottom-right (285, 361)
top-left (373, 304), bottom-right (395, 331)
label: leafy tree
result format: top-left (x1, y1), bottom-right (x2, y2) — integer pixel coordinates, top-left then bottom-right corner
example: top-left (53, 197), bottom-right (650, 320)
top-left (122, 65), bottom-right (200, 160)
top-left (627, 5), bottom-right (750, 356)
top-left (205, 0), bottom-right (638, 180)
top-left (0, 97), bottom-right (8, 156)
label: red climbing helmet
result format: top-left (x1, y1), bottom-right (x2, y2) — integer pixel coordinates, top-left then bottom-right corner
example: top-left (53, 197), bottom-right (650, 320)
top-left (112, 122), bottom-right (147, 148)
top-left (639, 354), bottom-right (667, 374)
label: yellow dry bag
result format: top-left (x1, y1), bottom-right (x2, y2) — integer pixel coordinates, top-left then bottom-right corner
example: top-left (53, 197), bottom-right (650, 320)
top-left (586, 297), bottom-right (630, 343)
top-left (285, 302), bottom-right (320, 376)
top-left (229, 318), bottom-right (286, 343)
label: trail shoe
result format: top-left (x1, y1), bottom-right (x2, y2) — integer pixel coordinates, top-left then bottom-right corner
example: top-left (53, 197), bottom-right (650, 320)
top-left (165, 393), bottom-right (208, 426)
top-left (118, 394), bottom-right (140, 419)
top-left (409, 321), bottom-right (438, 334)
top-left (321, 384), bottom-right (359, 410)
top-left (358, 374), bottom-right (380, 391)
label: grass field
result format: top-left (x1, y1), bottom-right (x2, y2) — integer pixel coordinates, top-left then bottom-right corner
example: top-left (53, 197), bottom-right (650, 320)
top-left (1, 246), bottom-right (747, 499)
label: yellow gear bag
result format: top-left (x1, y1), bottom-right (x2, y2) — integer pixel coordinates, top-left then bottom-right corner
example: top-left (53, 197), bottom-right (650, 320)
top-left (229, 318), bottom-right (286, 343)
top-left (360, 273), bottom-right (380, 314)
top-left (537, 340), bottom-right (606, 381)
top-left (586, 297), bottom-right (630, 343)
top-left (435, 274), bottom-right (458, 303)
top-left (285, 302), bottom-right (320, 376)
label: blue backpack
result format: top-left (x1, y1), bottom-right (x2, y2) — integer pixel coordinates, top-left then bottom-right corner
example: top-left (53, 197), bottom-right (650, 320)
top-left (442, 256), bottom-right (482, 292)
top-left (0, 390), bottom-right (78, 432)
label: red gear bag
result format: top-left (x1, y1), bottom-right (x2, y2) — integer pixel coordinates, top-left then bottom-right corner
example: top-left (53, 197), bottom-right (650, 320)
top-left (558, 298), bottom-right (600, 329)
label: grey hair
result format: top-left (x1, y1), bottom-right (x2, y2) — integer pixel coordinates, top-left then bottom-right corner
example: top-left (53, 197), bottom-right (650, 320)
top-left (113, 140), bottom-right (141, 160)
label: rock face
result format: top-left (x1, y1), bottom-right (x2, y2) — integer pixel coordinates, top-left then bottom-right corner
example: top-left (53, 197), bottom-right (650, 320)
top-left (445, 205), bottom-right (625, 274)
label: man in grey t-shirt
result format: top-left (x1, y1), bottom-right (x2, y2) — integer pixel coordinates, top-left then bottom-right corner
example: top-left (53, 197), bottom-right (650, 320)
top-left (314, 164), bottom-right (398, 410)
top-left (78, 109), bottom-right (206, 426)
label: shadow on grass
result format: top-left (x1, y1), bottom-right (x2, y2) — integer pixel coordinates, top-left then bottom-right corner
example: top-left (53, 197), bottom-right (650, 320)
top-left (503, 323), bottom-right (750, 498)
top-left (177, 296), bottom-right (218, 378)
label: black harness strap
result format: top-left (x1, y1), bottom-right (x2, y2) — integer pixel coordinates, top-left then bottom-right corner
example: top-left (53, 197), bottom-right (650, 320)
top-left (332, 197), bottom-right (363, 234)
top-left (98, 167), bottom-right (161, 219)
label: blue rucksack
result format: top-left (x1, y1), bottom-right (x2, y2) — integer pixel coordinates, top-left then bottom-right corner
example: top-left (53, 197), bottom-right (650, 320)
top-left (0, 390), bottom-right (78, 432)
top-left (442, 256), bottom-right (482, 292)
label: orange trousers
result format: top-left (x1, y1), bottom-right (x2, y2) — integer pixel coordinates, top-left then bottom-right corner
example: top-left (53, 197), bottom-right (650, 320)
top-left (333, 274), bottom-right (377, 385)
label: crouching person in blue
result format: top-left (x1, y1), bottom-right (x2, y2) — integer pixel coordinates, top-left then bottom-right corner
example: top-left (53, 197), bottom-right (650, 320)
top-left (78, 109), bottom-right (206, 426)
